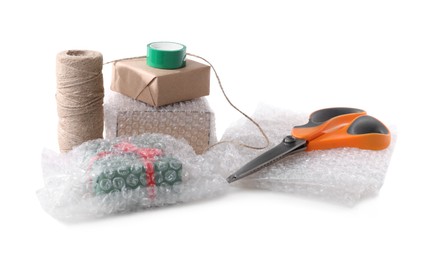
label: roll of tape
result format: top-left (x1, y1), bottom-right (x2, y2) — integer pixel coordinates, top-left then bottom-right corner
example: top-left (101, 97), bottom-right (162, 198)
top-left (147, 42), bottom-right (186, 69)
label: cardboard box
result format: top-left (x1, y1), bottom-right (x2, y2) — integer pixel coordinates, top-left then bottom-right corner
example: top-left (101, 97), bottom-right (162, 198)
top-left (111, 58), bottom-right (210, 107)
top-left (105, 92), bottom-right (217, 155)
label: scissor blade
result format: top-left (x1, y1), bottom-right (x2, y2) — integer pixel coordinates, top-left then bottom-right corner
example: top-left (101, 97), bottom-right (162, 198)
top-left (226, 136), bottom-right (307, 183)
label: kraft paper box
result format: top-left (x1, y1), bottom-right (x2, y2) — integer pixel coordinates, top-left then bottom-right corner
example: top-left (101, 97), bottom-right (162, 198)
top-left (111, 58), bottom-right (210, 107)
top-left (105, 92), bottom-right (217, 155)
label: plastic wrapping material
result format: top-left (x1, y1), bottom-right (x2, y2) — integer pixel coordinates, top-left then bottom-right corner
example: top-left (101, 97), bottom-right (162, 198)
top-left (37, 134), bottom-right (228, 221)
top-left (105, 92), bottom-right (216, 154)
top-left (204, 105), bottom-right (395, 205)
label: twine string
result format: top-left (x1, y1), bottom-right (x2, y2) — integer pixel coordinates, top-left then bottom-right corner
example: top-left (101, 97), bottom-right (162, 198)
top-left (104, 56), bottom-right (146, 65)
top-left (104, 53), bottom-right (270, 151)
top-left (185, 53), bottom-right (269, 151)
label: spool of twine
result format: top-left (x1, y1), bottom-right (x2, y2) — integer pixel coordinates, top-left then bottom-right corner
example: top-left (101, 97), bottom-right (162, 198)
top-left (56, 50), bottom-right (104, 152)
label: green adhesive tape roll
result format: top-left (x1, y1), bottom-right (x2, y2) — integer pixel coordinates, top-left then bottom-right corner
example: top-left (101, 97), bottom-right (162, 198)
top-left (147, 42), bottom-right (186, 69)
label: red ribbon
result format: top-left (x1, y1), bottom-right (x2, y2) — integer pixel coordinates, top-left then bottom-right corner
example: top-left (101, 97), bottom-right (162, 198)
top-left (87, 141), bottom-right (163, 198)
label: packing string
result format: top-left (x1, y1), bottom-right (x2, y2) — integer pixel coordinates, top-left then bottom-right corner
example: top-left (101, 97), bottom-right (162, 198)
top-left (186, 53), bottom-right (270, 151)
top-left (56, 50), bottom-right (104, 152)
top-left (104, 54), bottom-right (270, 151)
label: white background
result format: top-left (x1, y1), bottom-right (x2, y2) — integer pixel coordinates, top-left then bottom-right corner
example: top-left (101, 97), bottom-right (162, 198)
top-left (1, 0), bottom-right (432, 259)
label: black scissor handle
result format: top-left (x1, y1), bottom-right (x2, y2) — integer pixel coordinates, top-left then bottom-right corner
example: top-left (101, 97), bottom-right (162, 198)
top-left (347, 115), bottom-right (389, 135)
top-left (295, 107), bottom-right (366, 129)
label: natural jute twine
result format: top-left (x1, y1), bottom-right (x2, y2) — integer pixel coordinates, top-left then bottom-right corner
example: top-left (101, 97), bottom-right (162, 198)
top-left (56, 50), bottom-right (104, 152)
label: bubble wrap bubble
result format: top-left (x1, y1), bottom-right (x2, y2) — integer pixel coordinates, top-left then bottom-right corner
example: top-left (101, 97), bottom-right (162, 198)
top-left (105, 92), bottom-right (216, 154)
top-left (204, 105), bottom-right (396, 205)
top-left (37, 134), bottom-right (228, 221)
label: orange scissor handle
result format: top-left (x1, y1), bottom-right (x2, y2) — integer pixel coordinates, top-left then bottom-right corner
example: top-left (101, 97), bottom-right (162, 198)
top-left (292, 107), bottom-right (366, 141)
top-left (292, 108), bottom-right (391, 151)
top-left (306, 115), bottom-right (391, 151)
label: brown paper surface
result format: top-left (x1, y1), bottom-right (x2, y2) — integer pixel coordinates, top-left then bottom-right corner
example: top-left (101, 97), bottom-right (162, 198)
top-left (111, 58), bottom-right (210, 107)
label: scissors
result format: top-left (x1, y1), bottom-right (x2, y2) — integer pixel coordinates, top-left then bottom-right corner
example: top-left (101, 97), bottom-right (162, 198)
top-left (226, 107), bottom-right (391, 183)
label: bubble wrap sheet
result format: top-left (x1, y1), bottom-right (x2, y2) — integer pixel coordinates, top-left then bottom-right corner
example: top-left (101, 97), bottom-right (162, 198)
top-left (37, 134), bottom-right (228, 221)
top-left (105, 92), bottom-right (216, 154)
top-left (205, 105), bottom-right (396, 205)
